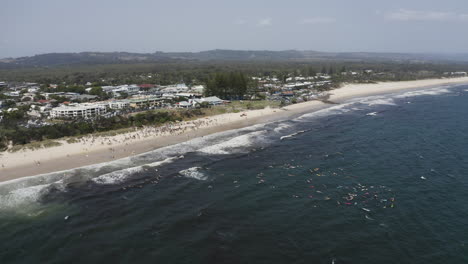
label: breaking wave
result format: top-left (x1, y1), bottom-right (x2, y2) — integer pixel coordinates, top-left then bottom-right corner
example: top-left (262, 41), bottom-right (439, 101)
top-left (294, 103), bottom-right (355, 121)
top-left (0, 83), bottom-right (461, 211)
top-left (92, 156), bottom-right (179, 184)
top-left (179, 167), bottom-right (208, 181)
top-left (273, 123), bottom-right (293, 133)
top-left (280, 130), bottom-right (308, 140)
top-left (198, 130), bottom-right (267, 155)
top-left (0, 179), bottom-right (66, 210)
top-left (357, 97), bottom-right (397, 106)
top-left (394, 87), bottom-right (452, 98)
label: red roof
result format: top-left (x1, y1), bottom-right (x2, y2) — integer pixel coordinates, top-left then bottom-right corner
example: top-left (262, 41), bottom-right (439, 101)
top-left (139, 84), bottom-right (155, 88)
top-left (37, 100), bottom-right (50, 103)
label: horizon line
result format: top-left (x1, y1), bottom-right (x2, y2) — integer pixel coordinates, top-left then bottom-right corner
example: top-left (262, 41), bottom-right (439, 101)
top-left (3, 49), bottom-right (468, 60)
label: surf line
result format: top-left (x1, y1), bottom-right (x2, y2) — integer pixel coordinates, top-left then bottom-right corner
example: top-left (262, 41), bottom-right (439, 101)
top-left (280, 129), bottom-right (310, 140)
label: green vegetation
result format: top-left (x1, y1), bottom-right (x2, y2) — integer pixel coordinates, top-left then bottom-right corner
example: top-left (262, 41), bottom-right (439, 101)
top-left (1, 56), bottom-right (467, 151)
top-left (204, 72), bottom-right (248, 99)
top-left (0, 110), bottom-right (197, 149)
top-left (41, 84), bottom-right (87, 94)
top-left (8, 140), bottom-right (62, 152)
top-left (1, 60), bottom-right (465, 86)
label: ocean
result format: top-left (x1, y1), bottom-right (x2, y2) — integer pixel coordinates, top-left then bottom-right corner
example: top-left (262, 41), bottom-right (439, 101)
top-left (1, 84), bottom-right (468, 263)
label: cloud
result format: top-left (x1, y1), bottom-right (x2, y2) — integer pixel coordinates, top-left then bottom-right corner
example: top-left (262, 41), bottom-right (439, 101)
top-left (460, 14), bottom-right (468, 21)
top-left (233, 19), bottom-right (247, 25)
top-left (299, 17), bottom-right (336, 24)
top-left (0, 39), bottom-right (9, 49)
top-left (257, 18), bottom-right (272, 27)
top-left (385, 9), bottom-right (468, 22)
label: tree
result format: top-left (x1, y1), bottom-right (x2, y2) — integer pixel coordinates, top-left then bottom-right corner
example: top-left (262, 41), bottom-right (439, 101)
top-left (34, 94), bottom-right (46, 101)
top-left (307, 66), bottom-right (316, 77)
top-left (199, 101), bottom-right (210, 108)
top-left (2, 100), bottom-right (16, 108)
top-left (321, 66), bottom-right (327, 74)
top-left (49, 95), bottom-right (68, 103)
top-left (89, 87), bottom-right (104, 96)
top-left (204, 72), bottom-right (248, 100)
top-left (119, 92), bottom-right (129, 99)
top-left (279, 100), bottom-right (287, 107)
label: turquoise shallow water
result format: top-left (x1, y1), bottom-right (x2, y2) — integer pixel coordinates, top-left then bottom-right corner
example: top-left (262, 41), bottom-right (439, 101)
top-left (1, 85), bottom-right (468, 263)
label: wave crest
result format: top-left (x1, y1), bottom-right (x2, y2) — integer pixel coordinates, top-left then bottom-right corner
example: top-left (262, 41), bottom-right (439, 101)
top-left (198, 130), bottom-right (266, 155)
top-left (179, 167), bottom-right (207, 181)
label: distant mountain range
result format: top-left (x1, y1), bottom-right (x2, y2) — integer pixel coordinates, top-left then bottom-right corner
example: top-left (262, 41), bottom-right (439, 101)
top-left (2, 50), bottom-right (468, 68)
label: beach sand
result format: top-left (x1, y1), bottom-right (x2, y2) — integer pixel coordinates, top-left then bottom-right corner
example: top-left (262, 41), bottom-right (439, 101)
top-left (2, 77), bottom-right (468, 182)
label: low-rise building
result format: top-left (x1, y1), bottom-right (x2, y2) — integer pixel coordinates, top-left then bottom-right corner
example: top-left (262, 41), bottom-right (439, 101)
top-left (189, 96), bottom-right (225, 106)
top-left (160, 83), bottom-right (189, 93)
top-left (190, 85), bottom-right (205, 94)
top-left (102, 84), bottom-right (141, 96)
top-left (43, 92), bottom-right (98, 101)
top-left (108, 100), bottom-right (130, 109)
top-left (175, 93), bottom-right (198, 98)
top-left (27, 87), bottom-right (40, 93)
top-left (139, 84), bottom-right (155, 90)
top-left (4, 91), bottom-right (20, 97)
top-left (50, 103), bottom-right (107, 119)
top-left (175, 101), bottom-right (192, 108)
top-left (450, 72), bottom-right (468, 77)
top-left (128, 96), bottom-right (164, 109)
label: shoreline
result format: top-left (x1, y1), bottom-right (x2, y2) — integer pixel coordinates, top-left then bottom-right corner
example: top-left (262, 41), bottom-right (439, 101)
top-left (2, 77), bottom-right (468, 182)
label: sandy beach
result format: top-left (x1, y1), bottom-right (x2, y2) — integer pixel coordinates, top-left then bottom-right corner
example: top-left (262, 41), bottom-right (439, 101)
top-left (2, 76), bottom-right (468, 182)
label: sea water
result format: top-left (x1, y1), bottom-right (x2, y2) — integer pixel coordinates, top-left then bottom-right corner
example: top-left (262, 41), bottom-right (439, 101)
top-left (1, 84), bottom-right (468, 263)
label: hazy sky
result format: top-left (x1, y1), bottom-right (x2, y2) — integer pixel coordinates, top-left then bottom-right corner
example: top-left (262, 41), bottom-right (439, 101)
top-left (2, 0), bottom-right (468, 58)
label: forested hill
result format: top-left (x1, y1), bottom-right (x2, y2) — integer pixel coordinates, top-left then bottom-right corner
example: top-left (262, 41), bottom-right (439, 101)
top-left (2, 50), bottom-right (468, 69)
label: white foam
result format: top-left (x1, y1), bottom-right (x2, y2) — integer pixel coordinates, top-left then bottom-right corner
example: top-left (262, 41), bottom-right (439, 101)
top-left (295, 103), bottom-right (355, 121)
top-left (92, 166), bottom-right (145, 185)
top-left (198, 130), bottom-right (267, 155)
top-left (92, 157), bottom-right (179, 184)
top-left (0, 182), bottom-right (53, 209)
top-left (273, 123), bottom-right (293, 133)
top-left (0, 123), bottom-right (271, 210)
top-left (357, 96), bottom-right (397, 106)
top-left (280, 130), bottom-right (307, 140)
top-left (179, 167), bottom-right (208, 181)
top-left (394, 88), bottom-right (452, 98)
top-left (295, 86), bottom-right (457, 122)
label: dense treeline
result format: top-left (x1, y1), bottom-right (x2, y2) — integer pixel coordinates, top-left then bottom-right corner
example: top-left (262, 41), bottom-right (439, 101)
top-left (1, 60), bottom-right (467, 86)
top-left (204, 72), bottom-right (248, 99)
top-left (0, 109), bottom-right (205, 150)
top-left (40, 84), bottom-right (88, 94)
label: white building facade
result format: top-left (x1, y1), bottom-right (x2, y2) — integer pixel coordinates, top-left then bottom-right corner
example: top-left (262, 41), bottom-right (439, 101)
top-left (50, 104), bottom-right (107, 119)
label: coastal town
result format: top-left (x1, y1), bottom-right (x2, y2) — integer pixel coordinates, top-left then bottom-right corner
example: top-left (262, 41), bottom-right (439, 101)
top-left (6, 0), bottom-right (468, 262)
top-left (0, 73), bottom-right (337, 121)
top-left (2, 70), bottom-right (466, 122)
top-left (5, 0), bottom-right (468, 262)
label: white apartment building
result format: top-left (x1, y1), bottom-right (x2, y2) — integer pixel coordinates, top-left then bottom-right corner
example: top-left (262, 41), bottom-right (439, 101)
top-left (102, 85), bottom-right (140, 95)
top-left (50, 103), bottom-right (107, 119)
top-left (108, 100), bottom-right (130, 109)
